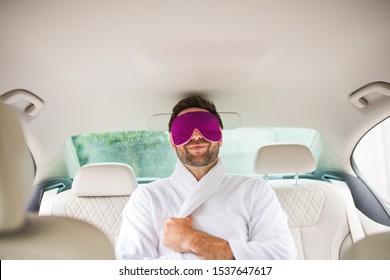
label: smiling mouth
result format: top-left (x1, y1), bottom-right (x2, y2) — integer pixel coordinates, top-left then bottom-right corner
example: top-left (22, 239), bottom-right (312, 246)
top-left (187, 139), bottom-right (209, 145)
top-left (189, 145), bottom-right (207, 150)
top-left (186, 140), bottom-right (210, 151)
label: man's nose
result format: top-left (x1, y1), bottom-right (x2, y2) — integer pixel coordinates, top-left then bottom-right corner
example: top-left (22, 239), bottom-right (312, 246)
top-left (191, 129), bottom-right (204, 141)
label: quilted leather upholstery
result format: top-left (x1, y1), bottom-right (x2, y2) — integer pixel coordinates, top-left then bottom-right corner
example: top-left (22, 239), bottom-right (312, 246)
top-left (255, 144), bottom-right (352, 259)
top-left (273, 179), bottom-right (351, 259)
top-left (45, 163), bottom-right (137, 246)
top-left (52, 193), bottom-right (130, 245)
top-left (275, 183), bottom-right (325, 227)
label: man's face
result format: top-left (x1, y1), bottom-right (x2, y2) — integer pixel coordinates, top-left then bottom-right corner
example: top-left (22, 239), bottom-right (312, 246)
top-left (171, 108), bottom-right (222, 168)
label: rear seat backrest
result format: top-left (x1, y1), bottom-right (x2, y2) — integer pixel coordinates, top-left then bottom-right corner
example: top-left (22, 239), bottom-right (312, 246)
top-left (254, 144), bottom-right (352, 259)
top-left (39, 163), bottom-right (137, 246)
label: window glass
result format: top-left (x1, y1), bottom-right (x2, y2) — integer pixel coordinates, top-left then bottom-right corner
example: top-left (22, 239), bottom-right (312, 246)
top-left (71, 127), bottom-right (319, 180)
top-left (220, 128), bottom-right (319, 175)
top-left (353, 117), bottom-right (390, 202)
top-left (72, 131), bottom-right (175, 179)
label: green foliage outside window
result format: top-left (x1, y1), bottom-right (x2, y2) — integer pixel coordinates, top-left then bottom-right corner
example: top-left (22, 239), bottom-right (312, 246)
top-left (72, 131), bottom-right (176, 179)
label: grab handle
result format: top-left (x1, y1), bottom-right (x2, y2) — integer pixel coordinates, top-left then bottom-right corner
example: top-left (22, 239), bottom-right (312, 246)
top-left (350, 82), bottom-right (390, 109)
top-left (1, 89), bottom-right (44, 117)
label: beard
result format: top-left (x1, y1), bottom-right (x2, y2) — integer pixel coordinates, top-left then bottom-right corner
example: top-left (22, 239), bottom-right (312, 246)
top-left (175, 140), bottom-right (220, 167)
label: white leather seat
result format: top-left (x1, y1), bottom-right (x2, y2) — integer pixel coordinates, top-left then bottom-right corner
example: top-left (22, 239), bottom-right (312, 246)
top-left (40, 162), bottom-right (137, 246)
top-left (254, 144), bottom-right (352, 259)
top-left (342, 231), bottom-right (390, 259)
top-left (0, 102), bottom-right (114, 259)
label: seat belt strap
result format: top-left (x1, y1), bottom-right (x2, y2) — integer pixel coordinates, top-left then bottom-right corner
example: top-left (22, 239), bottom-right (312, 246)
top-left (331, 179), bottom-right (365, 243)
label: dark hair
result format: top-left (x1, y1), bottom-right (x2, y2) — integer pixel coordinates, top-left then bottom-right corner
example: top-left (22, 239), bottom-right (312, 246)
top-left (168, 94), bottom-right (223, 131)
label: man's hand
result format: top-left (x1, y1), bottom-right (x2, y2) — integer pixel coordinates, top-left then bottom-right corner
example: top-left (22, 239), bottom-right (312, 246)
top-left (162, 216), bottom-right (195, 253)
top-left (162, 216), bottom-right (234, 260)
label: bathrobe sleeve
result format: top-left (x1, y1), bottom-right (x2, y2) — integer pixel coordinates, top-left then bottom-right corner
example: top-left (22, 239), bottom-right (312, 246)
top-left (228, 179), bottom-right (297, 260)
top-left (115, 187), bottom-right (160, 260)
top-left (115, 186), bottom-right (199, 260)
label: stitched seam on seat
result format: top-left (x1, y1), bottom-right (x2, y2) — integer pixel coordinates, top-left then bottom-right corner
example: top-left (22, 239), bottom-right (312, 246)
top-left (274, 184), bottom-right (325, 227)
top-left (65, 196), bottom-right (129, 235)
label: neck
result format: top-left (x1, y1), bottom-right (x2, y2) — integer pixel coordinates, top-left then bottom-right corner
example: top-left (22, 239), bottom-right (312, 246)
top-left (184, 158), bottom-right (218, 181)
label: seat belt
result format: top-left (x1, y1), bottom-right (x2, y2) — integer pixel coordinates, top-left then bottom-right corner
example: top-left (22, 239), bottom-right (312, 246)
top-left (330, 179), bottom-right (365, 243)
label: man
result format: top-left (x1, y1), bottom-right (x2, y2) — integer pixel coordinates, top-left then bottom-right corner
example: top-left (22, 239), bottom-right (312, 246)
top-left (116, 95), bottom-right (297, 260)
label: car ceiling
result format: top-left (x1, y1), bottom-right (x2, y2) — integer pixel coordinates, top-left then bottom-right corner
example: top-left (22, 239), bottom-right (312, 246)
top-left (1, 0), bottom-right (390, 169)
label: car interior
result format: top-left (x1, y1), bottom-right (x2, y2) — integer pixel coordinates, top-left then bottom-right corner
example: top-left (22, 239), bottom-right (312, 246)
top-left (1, 0), bottom-right (390, 260)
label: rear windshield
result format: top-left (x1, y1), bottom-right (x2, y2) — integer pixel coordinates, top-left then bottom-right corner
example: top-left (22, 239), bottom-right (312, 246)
top-left (71, 127), bottom-right (320, 180)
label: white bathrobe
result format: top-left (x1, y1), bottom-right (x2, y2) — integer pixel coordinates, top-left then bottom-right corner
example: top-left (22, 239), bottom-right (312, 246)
top-left (116, 158), bottom-right (297, 260)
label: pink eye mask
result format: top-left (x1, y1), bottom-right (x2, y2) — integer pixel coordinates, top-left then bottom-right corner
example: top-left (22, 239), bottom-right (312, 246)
top-left (170, 111), bottom-right (222, 146)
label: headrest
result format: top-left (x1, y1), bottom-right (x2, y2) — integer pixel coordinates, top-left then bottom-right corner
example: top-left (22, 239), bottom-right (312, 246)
top-left (254, 144), bottom-right (316, 175)
top-left (0, 102), bottom-right (35, 232)
top-left (72, 163), bottom-right (138, 197)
